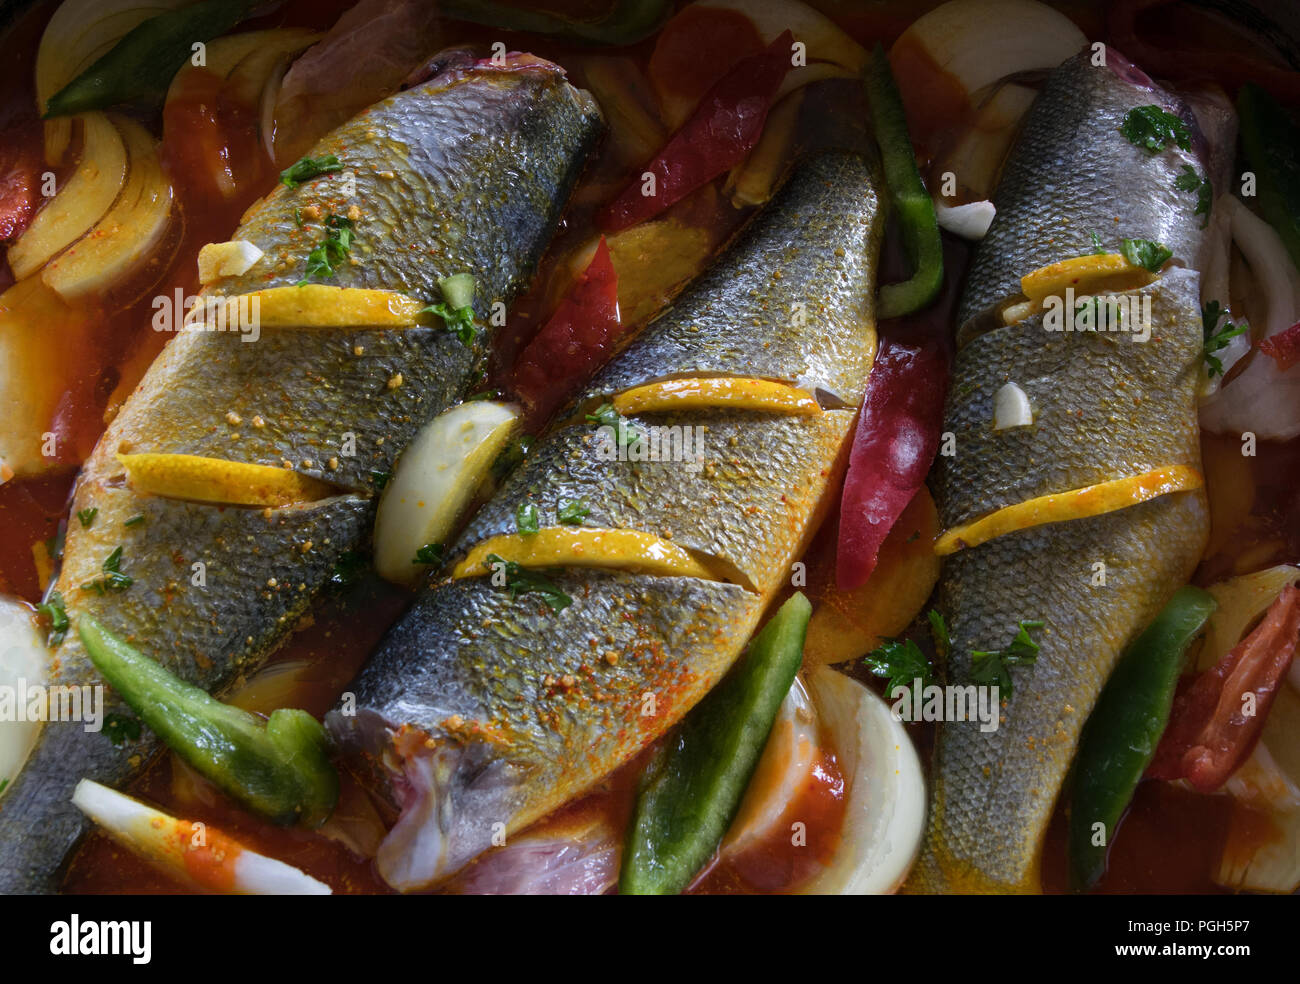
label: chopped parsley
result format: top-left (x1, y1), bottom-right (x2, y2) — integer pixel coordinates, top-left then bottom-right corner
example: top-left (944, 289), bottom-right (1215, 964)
top-left (422, 274), bottom-right (479, 347)
top-left (516, 502), bottom-right (540, 535)
top-left (45, 525), bottom-right (65, 562)
top-left (123, 514), bottom-right (144, 528)
top-left (863, 609), bottom-right (948, 695)
top-left (81, 546), bottom-right (133, 595)
top-left (863, 637), bottom-right (933, 695)
top-left (329, 550), bottom-right (367, 588)
top-left (103, 713), bottom-right (142, 746)
top-left (370, 470), bottom-right (391, 490)
top-left (35, 590), bottom-right (68, 647)
top-left (970, 620), bottom-right (1044, 698)
top-left (1202, 300), bottom-right (1249, 377)
top-left (1120, 237), bottom-right (1173, 272)
top-left (1119, 105), bottom-right (1191, 154)
top-left (586, 402), bottom-right (642, 449)
top-left (413, 542), bottom-right (445, 566)
top-left (928, 609), bottom-right (950, 660)
top-left (297, 214), bottom-right (355, 285)
top-left (76, 507), bottom-right (97, 529)
top-left (280, 154), bottom-right (344, 188)
top-left (558, 499), bottom-right (590, 525)
top-left (1089, 231), bottom-right (1106, 254)
top-left (0, 777), bottom-right (7, 795)
top-left (1174, 165), bottom-right (1212, 228)
top-left (492, 435), bottom-right (534, 482)
top-left (485, 553), bottom-right (572, 613)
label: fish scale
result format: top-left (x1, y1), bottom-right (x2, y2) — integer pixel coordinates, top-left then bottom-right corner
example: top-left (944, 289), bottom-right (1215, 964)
top-left (0, 51), bottom-right (602, 894)
top-left (906, 51), bottom-right (1213, 893)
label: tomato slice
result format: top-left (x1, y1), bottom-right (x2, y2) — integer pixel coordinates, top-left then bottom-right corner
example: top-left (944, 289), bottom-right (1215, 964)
top-left (510, 237), bottom-right (623, 421)
top-left (0, 117), bottom-right (41, 243)
top-left (1258, 321), bottom-right (1300, 371)
top-left (1148, 583), bottom-right (1300, 791)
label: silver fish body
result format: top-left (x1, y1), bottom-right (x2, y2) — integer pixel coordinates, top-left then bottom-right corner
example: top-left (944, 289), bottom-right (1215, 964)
top-left (907, 52), bottom-right (1214, 893)
top-left (328, 151), bottom-right (885, 891)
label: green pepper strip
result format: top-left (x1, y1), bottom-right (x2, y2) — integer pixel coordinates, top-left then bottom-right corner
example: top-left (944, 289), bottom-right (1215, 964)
top-left (864, 45), bottom-right (944, 320)
top-left (78, 615), bottom-right (338, 828)
top-left (619, 592), bottom-right (812, 895)
top-left (1237, 83), bottom-right (1300, 271)
top-left (440, 0), bottom-right (669, 46)
top-left (1068, 585), bottom-right (1217, 892)
top-left (43, 0), bottom-right (262, 117)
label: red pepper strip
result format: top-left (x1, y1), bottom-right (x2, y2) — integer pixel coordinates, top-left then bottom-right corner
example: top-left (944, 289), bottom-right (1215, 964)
top-left (1108, 0), bottom-right (1300, 103)
top-left (1258, 321), bottom-right (1300, 372)
top-left (836, 334), bottom-right (948, 592)
top-left (597, 30), bottom-right (793, 233)
top-left (1147, 583), bottom-right (1300, 792)
top-left (510, 237), bottom-right (623, 421)
top-left (0, 118), bottom-right (41, 243)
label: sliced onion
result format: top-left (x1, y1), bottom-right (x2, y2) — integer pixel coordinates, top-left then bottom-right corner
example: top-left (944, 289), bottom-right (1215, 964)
top-left (932, 82), bottom-right (1037, 205)
top-left (373, 401), bottom-right (522, 585)
top-left (893, 0), bottom-right (1085, 103)
top-left (0, 596), bottom-right (47, 798)
top-left (725, 89), bottom-right (805, 208)
top-left (1200, 196), bottom-right (1300, 439)
top-left (578, 56), bottom-right (667, 170)
top-left (34, 0), bottom-right (190, 164)
top-left (166, 29), bottom-right (321, 201)
top-left (40, 115), bottom-right (174, 301)
top-left (72, 779), bottom-right (331, 894)
top-left (164, 28), bottom-right (321, 105)
top-left (795, 666), bottom-right (926, 894)
top-left (7, 111), bottom-right (127, 281)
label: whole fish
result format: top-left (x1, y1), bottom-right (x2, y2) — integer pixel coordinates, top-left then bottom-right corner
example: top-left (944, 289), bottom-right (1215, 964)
top-left (327, 151), bottom-right (884, 892)
top-left (0, 50), bottom-right (602, 893)
top-left (906, 51), bottom-right (1217, 893)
